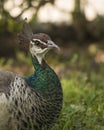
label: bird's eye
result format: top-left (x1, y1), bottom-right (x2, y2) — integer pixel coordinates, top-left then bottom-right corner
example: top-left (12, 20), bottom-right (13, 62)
top-left (35, 40), bottom-right (40, 46)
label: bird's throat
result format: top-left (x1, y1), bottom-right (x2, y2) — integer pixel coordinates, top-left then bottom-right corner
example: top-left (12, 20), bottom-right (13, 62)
top-left (36, 55), bottom-right (43, 64)
top-left (31, 55), bottom-right (45, 69)
top-left (25, 56), bottom-right (46, 87)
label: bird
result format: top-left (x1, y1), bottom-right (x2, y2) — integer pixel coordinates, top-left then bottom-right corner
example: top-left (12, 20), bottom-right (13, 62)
top-left (0, 19), bottom-right (63, 130)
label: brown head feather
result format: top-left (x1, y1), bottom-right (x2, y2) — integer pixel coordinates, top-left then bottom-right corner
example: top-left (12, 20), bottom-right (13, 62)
top-left (32, 33), bottom-right (51, 44)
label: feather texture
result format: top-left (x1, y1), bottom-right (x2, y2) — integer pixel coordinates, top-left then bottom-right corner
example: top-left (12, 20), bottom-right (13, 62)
top-left (0, 56), bottom-right (63, 130)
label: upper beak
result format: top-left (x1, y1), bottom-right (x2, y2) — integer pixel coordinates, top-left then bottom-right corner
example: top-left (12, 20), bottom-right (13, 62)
top-left (47, 40), bottom-right (60, 51)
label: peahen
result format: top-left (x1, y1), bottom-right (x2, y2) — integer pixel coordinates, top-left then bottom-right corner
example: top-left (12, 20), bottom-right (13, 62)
top-left (0, 20), bottom-right (63, 130)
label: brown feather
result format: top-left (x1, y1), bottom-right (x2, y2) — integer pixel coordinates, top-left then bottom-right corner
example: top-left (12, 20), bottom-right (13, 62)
top-left (32, 33), bottom-right (51, 44)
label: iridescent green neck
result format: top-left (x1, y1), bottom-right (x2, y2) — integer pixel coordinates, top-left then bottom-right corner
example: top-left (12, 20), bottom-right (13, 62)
top-left (32, 55), bottom-right (49, 69)
top-left (25, 55), bottom-right (61, 98)
top-left (25, 56), bottom-right (50, 89)
top-left (31, 55), bottom-right (42, 70)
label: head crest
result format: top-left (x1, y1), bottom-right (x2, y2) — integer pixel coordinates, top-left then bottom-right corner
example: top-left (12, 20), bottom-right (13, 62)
top-left (18, 18), bottom-right (33, 44)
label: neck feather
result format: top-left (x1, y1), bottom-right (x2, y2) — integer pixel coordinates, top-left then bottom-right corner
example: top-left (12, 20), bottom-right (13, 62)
top-left (32, 55), bottom-right (41, 70)
top-left (25, 55), bottom-right (50, 91)
top-left (25, 55), bottom-right (62, 98)
top-left (31, 55), bottom-right (47, 71)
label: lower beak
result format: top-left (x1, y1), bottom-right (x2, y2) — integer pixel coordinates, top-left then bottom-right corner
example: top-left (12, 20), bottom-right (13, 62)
top-left (47, 40), bottom-right (60, 51)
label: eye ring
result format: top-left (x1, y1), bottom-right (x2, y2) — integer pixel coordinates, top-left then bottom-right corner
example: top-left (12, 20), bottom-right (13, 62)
top-left (35, 40), bottom-right (40, 46)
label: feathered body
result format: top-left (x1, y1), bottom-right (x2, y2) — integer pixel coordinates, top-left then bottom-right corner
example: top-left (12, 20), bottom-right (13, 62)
top-left (0, 57), bottom-right (62, 130)
top-left (0, 20), bottom-right (63, 130)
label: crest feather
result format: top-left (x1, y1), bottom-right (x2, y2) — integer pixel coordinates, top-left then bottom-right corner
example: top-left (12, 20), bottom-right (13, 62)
top-left (18, 18), bottom-right (33, 45)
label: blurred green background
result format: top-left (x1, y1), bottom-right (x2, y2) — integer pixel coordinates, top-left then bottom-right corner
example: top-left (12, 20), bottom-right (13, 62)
top-left (0, 0), bottom-right (104, 129)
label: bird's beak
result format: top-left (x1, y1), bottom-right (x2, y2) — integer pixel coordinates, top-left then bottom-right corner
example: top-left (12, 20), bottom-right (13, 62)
top-left (47, 40), bottom-right (60, 51)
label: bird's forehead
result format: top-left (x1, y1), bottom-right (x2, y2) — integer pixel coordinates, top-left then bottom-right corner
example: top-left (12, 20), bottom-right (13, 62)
top-left (32, 33), bottom-right (51, 43)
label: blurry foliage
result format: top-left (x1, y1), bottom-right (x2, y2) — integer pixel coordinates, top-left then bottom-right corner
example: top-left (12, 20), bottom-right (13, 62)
top-left (0, 0), bottom-right (104, 40)
top-left (0, 51), bottom-right (32, 75)
top-left (0, 0), bottom-right (55, 33)
top-left (0, 0), bottom-right (104, 57)
top-left (0, 18), bottom-right (22, 33)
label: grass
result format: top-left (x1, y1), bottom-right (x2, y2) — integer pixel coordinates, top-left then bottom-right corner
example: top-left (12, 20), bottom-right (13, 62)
top-left (0, 47), bottom-right (104, 130)
top-left (52, 76), bottom-right (104, 130)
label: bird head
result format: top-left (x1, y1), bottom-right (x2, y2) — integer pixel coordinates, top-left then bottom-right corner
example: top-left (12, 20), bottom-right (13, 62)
top-left (29, 33), bottom-right (59, 63)
top-left (18, 19), bottom-right (60, 64)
